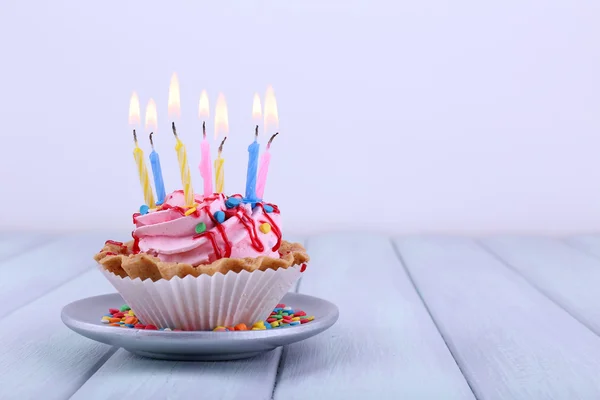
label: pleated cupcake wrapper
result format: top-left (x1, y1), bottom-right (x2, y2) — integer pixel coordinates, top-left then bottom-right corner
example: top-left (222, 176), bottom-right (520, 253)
top-left (99, 265), bottom-right (301, 331)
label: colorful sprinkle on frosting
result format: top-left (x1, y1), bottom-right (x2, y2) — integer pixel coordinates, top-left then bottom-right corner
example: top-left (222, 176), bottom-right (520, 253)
top-left (259, 223), bottom-right (271, 234)
top-left (184, 206), bottom-right (198, 216)
top-left (225, 197), bottom-right (242, 209)
top-left (195, 222), bottom-right (207, 234)
top-left (213, 210), bottom-right (225, 223)
top-left (131, 191), bottom-right (283, 266)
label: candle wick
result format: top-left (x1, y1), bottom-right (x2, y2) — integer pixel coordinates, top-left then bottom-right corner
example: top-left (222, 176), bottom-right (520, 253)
top-left (149, 132), bottom-right (155, 150)
top-left (254, 125), bottom-right (259, 141)
top-left (202, 121), bottom-right (206, 139)
top-left (267, 132), bottom-right (279, 148)
top-left (133, 129), bottom-right (138, 144)
top-left (218, 136), bottom-right (227, 154)
top-left (171, 122), bottom-right (178, 138)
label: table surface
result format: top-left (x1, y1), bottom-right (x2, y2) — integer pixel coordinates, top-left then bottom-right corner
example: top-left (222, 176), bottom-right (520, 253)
top-left (3, 232), bottom-right (600, 400)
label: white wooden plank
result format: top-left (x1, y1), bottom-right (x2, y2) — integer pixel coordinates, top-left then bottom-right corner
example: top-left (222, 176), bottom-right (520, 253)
top-left (0, 232), bottom-right (128, 318)
top-left (394, 236), bottom-right (600, 400)
top-left (0, 269), bottom-right (117, 400)
top-left (481, 236), bottom-right (600, 335)
top-left (274, 233), bottom-right (475, 400)
top-left (0, 232), bottom-right (56, 261)
top-left (565, 234), bottom-right (600, 259)
top-left (70, 235), bottom-right (306, 400)
top-left (71, 348), bottom-right (283, 400)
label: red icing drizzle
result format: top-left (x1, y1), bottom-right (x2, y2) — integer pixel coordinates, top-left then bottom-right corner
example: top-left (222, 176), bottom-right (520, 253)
top-left (235, 210), bottom-right (265, 252)
top-left (130, 193), bottom-right (229, 259)
top-left (151, 192), bottom-right (222, 218)
top-left (159, 203), bottom-right (201, 217)
top-left (156, 194), bottom-right (220, 217)
top-left (191, 202), bottom-right (276, 259)
top-left (192, 206), bottom-right (232, 259)
top-left (204, 206), bottom-right (232, 257)
top-left (263, 203), bottom-right (281, 214)
top-left (131, 231), bottom-right (140, 254)
top-left (256, 203), bottom-right (282, 251)
top-left (132, 193), bottom-right (281, 262)
top-left (105, 240), bottom-right (127, 252)
top-left (105, 252), bottom-right (117, 256)
top-left (223, 209), bottom-right (238, 219)
top-left (193, 231), bottom-right (223, 259)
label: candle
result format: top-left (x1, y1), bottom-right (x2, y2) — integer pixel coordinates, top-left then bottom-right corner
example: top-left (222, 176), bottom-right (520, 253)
top-left (145, 98), bottom-right (166, 205)
top-left (257, 86), bottom-right (280, 200)
top-left (148, 133), bottom-right (166, 205)
top-left (167, 72), bottom-right (194, 206)
top-left (198, 91), bottom-right (212, 197)
top-left (129, 92), bottom-right (154, 207)
top-left (214, 137), bottom-right (227, 193)
top-left (199, 122), bottom-right (213, 197)
top-left (172, 122), bottom-right (195, 207)
top-left (256, 133), bottom-right (278, 199)
top-left (132, 130), bottom-right (155, 208)
top-left (214, 94), bottom-right (229, 193)
top-left (245, 126), bottom-right (260, 200)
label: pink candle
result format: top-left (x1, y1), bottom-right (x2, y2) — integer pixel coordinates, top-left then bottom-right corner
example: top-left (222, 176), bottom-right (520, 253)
top-left (199, 121), bottom-right (213, 196)
top-left (256, 132), bottom-right (278, 199)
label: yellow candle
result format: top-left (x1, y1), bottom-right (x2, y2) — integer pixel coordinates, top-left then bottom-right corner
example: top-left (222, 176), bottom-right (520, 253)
top-left (172, 122), bottom-right (195, 206)
top-left (214, 93), bottom-right (229, 194)
top-left (214, 157), bottom-right (224, 193)
top-left (214, 137), bottom-right (226, 193)
top-left (132, 130), bottom-right (155, 208)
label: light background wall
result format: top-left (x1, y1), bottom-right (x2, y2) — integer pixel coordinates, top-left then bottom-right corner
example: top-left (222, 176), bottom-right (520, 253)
top-left (0, 0), bottom-right (599, 235)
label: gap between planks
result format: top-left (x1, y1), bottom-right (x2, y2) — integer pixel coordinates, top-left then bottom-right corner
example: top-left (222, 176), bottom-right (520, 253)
top-left (390, 238), bottom-right (480, 399)
top-left (394, 236), bottom-right (600, 400)
top-left (0, 231), bottom-right (128, 319)
top-left (0, 269), bottom-right (118, 400)
top-left (272, 233), bottom-right (475, 400)
top-left (479, 235), bottom-right (600, 338)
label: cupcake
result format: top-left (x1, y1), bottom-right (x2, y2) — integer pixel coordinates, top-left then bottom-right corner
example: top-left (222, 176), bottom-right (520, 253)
top-left (94, 190), bottom-right (309, 331)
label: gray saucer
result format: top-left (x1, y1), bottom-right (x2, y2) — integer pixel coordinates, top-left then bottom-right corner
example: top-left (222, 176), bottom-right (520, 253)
top-left (61, 292), bottom-right (339, 361)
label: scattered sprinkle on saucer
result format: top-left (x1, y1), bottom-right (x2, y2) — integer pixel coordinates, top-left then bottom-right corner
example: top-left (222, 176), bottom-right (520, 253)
top-left (100, 303), bottom-right (315, 331)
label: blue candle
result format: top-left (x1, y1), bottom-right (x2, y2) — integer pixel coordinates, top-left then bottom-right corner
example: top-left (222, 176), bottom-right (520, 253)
top-left (245, 126), bottom-right (260, 200)
top-left (149, 132), bottom-right (166, 205)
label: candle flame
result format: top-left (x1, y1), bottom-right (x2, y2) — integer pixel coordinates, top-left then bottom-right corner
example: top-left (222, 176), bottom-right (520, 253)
top-left (128, 91), bottom-right (141, 126)
top-left (145, 98), bottom-right (158, 133)
top-left (252, 93), bottom-right (262, 122)
top-left (168, 72), bottom-right (181, 119)
top-left (199, 90), bottom-right (209, 118)
top-left (264, 85), bottom-right (279, 134)
top-left (214, 93), bottom-right (229, 140)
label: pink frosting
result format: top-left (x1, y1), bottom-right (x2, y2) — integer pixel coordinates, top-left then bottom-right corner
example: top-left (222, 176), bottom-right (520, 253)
top-left (132, 190), bottom-right (282, 266)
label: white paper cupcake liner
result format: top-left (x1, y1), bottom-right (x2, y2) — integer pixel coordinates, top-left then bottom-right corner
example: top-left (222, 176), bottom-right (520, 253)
top-left (99, 266), bottom-right (302, 331)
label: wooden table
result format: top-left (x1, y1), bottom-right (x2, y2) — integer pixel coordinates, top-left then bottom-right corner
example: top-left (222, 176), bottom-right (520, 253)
top-left (3, 232), bottom-right (600, 400)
